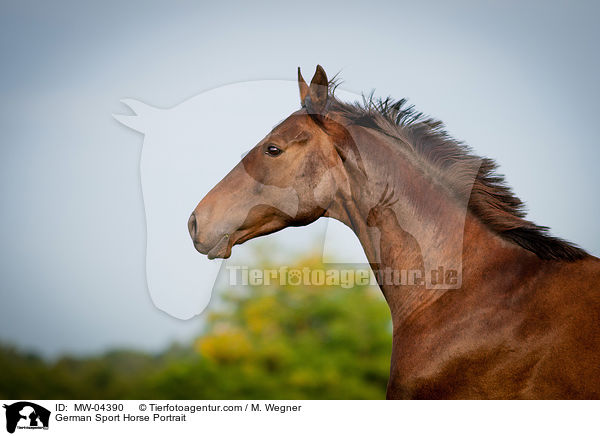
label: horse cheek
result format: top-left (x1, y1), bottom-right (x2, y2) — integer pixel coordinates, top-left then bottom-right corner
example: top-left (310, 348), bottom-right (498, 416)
top-left (312, 170), bottom-right (336, 210)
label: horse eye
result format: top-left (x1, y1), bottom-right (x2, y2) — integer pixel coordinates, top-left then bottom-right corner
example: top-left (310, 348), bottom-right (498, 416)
top-left (265, 145), bottom-right (283, 157)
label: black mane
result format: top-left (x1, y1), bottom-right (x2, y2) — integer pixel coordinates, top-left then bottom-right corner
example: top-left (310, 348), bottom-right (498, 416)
top-left (328, 90), bottom-right (587, 261)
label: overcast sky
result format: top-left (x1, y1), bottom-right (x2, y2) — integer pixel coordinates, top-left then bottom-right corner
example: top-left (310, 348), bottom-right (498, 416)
top-left (1, 0), bottom-right (598, 357)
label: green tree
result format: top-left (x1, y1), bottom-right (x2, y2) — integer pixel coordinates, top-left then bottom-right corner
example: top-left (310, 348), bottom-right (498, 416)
top-left (0, 251), bottom-right (392, 399)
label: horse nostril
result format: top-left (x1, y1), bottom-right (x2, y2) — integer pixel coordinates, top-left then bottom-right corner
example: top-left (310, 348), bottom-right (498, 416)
top-left (188, 213), bottom-right (197, 239)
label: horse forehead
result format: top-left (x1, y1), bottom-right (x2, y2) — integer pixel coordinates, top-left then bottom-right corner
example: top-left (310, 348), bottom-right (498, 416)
top-left (269, 114), bottom-right (312, 139)
top-left (268, 126), bottom-right (300, 142)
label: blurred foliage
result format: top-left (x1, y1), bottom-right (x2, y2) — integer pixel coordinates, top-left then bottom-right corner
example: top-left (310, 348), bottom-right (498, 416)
top-left (0, 253), bottom-right (392, 399)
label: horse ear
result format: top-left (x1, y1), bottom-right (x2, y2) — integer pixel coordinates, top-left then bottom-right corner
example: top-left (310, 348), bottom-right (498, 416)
top-left (298, 67), bottom-right (309, 107)
top-left (307, 65), bottom-right (329, 114)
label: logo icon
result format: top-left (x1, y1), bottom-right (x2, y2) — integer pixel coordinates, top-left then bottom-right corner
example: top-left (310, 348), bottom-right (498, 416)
top-left (3, 402), bottom-right (50, 433)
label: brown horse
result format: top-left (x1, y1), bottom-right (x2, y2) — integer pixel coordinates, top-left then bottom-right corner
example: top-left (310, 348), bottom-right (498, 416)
top-left (188, 65), bottom-right (600, 399)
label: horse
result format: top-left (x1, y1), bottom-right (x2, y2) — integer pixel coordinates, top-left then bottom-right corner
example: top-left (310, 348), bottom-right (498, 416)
top-left (188, 65), bottom-right (600, 399)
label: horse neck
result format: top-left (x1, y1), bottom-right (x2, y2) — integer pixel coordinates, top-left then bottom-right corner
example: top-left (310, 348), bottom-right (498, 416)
top-left (327, 123), bottom-right (534, 323)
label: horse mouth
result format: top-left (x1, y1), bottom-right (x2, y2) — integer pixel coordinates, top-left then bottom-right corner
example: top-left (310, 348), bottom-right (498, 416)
top-left (194, 226), bottom-right (266, 260)
top-left (205, 234), bottom-right (232, 260)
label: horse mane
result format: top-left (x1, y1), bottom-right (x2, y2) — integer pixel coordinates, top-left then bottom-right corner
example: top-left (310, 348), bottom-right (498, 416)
top-left (327, 90), bottom-right (587, 261)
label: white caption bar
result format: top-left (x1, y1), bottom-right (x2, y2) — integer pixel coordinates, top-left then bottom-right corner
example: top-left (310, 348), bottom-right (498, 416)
top-left (1, 400), bottom-right (596, 436)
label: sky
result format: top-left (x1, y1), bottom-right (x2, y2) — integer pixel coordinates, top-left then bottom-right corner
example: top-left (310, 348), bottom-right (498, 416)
top-left (0, 0), bottom-right (598, 357)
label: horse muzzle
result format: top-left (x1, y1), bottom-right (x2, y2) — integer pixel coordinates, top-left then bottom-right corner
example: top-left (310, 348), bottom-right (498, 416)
top-left (188, 212), bottom-right (234, 259)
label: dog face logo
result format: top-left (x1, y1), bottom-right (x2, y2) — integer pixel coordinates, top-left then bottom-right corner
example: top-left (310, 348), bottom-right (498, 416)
top-left (3, 402), bottom-right (50, 433)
